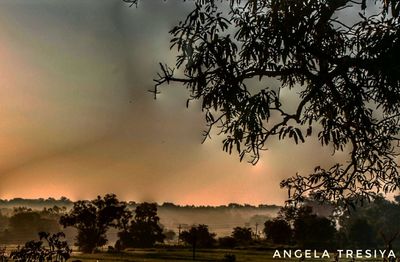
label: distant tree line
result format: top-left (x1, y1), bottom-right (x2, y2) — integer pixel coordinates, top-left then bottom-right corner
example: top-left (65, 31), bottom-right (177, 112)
top-left (0, 198), bottom-right (279, 210)
top-left (176, 195), bottom-right (400, 252)
top-left (264, 195), bottom-right (400, 251)
top-left (1, 194), bottom-right (400, 261)
top-left (0, 197), bottom-right (73, 209)
top-left (0, 206), bottom-right (65, 244)
top-left (173, 195), bottom-right (400, 253)
top-left (0, 194), bottom-right (273, 255)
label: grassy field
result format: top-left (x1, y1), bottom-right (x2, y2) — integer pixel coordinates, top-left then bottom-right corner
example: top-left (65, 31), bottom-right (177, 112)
top-left (71, 248), bottom-right (287, 261)
top-left (3, 245), bottom-right (381, 261)
top-left (70, 248), bottom-right (353, 262)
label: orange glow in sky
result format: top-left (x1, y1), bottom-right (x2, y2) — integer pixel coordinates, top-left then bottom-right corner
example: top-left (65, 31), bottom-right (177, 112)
top-left (0, 1), bottom-right (346, 206)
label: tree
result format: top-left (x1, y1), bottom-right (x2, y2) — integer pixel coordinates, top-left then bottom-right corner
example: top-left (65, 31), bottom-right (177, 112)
top-left (59, 194), bottom-right (131, 253)
top-left (180, 224), bottom-right (216, 260)
top-left (275, 204), bottom-right (336, 248)
top-left (118, 202), bottom-right (165, 248)
top-left (2, 208), bottom-right (61, 244)
top-left (263, 219), bottom-right (292, 244)
top-left (231, 227), bottom-right (253, 244)
top-left (369, 197), bottom-right (400, 251)
top-left (338, 195), bottom-right (400, 250)
top-left (277, 205), bottom-right (314, 226)
top-left (293, 215), bottom-right (336, 249)
top-left (347, 218), bottom-right (376, 249)
top-left (292, 207), bottom-right (336, 249)
top-left (146, 0), bottom-right (400, 205)
top-left (10, 232), bottom-right (71, 262)
top-left (218, 236), bottom-right (237, 248)
top-left (164, 229), bottom-right (177, 242)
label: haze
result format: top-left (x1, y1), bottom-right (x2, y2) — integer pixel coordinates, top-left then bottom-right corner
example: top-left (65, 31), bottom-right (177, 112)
top-left (0, 0), bottom-right (350, 205)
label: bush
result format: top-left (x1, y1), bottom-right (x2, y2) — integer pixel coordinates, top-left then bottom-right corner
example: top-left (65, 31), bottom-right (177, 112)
top-left (232, 227), bottom-right (253, 245)
top-left (218, 236), bottom-right (237, 249)
top-left (264, 219), bottom-right (292, 244)
top-left (10, 232), bottom-right (71, 262)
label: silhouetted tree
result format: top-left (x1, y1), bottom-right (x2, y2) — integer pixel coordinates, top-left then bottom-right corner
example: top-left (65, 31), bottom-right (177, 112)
top-left (143, 0), bottom-right (400, 205)
top-left (347, 218), bottom-right (376, 249)
top-left (292, 208), bottom-right (336, 249)
top-left (231, 227), bottom-right (252, 245)
top-left (218, 236), bottom-right (237, 249)
top-left (275, 204), bottom-right (337, 248)
top-left (0, 213), bottom-right (8, 233)
top-left (117, 202), bottom-right (165, 248)
top-left (180, 224), bottom-right (216, 260)
top-left (370, 196), bottom-right (400, 251)
top-left (2, 208), bottom-right (61, 244)
top-left (164, 229), bottom-right (177, 242)
top-left (59, 194), bottom-right (131, 253)
top-left (277, 205), bottom-right (314, 226)
top-left (264, 219), bottom-right (292, 244)
top-left (338, 195), bottom-right (400, 250)
top-left (10, 232), bottom-right (71, 262)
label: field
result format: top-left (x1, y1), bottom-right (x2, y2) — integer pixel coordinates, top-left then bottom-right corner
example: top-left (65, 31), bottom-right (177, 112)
top-left (71, 249), bottom-right (295, 261)
top-left (69, 248), bottom-right (355, 262)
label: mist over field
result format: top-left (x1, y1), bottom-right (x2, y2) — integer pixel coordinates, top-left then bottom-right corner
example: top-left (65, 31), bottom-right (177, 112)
top-left (0, 197), bottom-right (280, 245)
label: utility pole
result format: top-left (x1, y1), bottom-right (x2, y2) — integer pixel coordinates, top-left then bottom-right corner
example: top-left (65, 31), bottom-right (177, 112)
top-left (255, 223), bottom-right (258, 240)
top-left (178, 224), bottom-right (182, 245)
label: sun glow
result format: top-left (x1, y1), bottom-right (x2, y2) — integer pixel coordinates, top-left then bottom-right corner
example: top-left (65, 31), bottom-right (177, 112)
top-left (250, 159), bottom-right (266, 174)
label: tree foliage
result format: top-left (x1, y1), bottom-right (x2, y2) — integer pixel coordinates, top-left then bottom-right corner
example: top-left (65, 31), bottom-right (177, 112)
top-left (346, 218), bottom-right (376, 248)
top-left (117, 202), bottom-right (165, 248)
top-left (218, 236), bottom-right (237, 248)
top-left (292, 210), bottom-right (336, 249)
top-left (231, 226), bottom-right (253, 244)
top-left (180, 224), bottom-right (216, 248)
top-left (59, 194), bottom-right (131, 253)
top-left (264, 218), bottom-right (292, 244)
top-left (272, 204), bottom-right (336, 248)
top-left (150, 0), bottom-right (400, 204)
top-left (338, 195), bottom-right (400, 249)
top-left (10, 232), bottom-right (71, 262)
top-left (180, 224), bottom-right (216, 260)
top-left (1, 208), bottom-right (61, 244)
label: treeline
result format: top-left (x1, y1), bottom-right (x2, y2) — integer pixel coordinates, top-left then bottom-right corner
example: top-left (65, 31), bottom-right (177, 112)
top-left (1, 194), bottom-right (400, 257)
top-left (0, 196), bottom-right (276, 248)
top-left (0, 197), bottom-right (73, 209)
top-left (159, 202), bottom-right (280, 209)
top-left (0, 198), bottom-right (279, 210)
top-left (264, 195), bottom-right (400, 250)
top-left (0, 206), bottom-right (68, 244)
top-left (170, 195), bottom-right (400, 253)
top-left (0, 194), bottom-right (271, 261)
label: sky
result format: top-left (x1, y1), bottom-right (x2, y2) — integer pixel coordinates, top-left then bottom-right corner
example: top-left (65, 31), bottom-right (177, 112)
top-left (0, 0), bottom-right (354, 205)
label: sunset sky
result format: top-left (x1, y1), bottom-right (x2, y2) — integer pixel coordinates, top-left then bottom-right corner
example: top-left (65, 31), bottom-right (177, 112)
top-left (0, 0), bottom-right (355, 205)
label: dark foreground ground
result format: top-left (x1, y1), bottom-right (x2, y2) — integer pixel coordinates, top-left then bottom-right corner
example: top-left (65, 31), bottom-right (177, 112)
top-left (71, 248), bottom-right (369, 262)
top-left (72, 248), bottom-right (289, 261)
